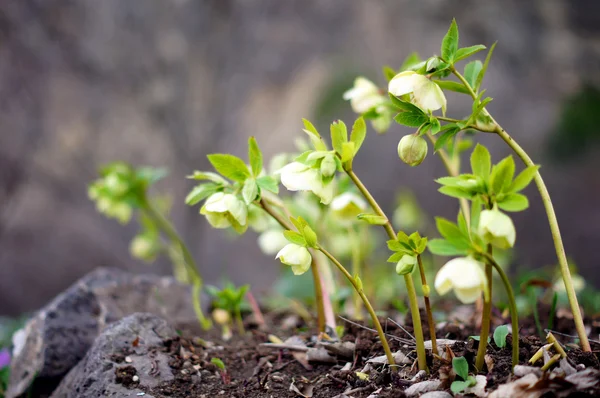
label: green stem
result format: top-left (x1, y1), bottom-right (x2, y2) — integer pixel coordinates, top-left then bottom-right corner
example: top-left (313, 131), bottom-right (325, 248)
top-left (451, 66), bottom-right (591, 353)
top-left (416, 254), bottom-right (437, 355)
top-left (475, 245), bottom-right (493, 371)
top-left (348, 227), bottom-right (364, 320)
top-left (318, 246), bottom-right (396, 369)
top-left (482, 252), bottom-right (519, 369)
top-left (345, 169), bottom-right (428, 371)
top-left (258, 198), bottom-right (328, 334)
top-left (142, 198), bottom-right (211, 330)
top-left (234, 307), bottom-right (245, 334)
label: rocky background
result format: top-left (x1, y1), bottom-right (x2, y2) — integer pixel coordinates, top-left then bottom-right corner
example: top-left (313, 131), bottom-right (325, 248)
top-left (1, 0), bottom-right (599, 315)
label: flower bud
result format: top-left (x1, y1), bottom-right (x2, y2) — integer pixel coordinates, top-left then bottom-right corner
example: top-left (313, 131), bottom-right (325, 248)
top-left (212, 308), bottom-right (231, 325)
top-left (343, 77), bottom-right (385, 114)
top-left (320, 154), bottom-right (337, 178)
top-left (478, 209), bottom-right (516, 249)
top-left (398, 135), bottom-right (428, 166)
top-left (276, 243), bottom-right (312, 275)
top-left (434, 257), bottom-right (487, 304)
top-left (396, 255), bottom-right (417, 275)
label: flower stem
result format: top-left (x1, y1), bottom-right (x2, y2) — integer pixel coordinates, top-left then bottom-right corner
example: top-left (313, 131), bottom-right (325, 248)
top-left (258, 198), bottom-right (328, 334)
top-left (142, 198), bottom-right (212, 330)
top-left (348, 227), bottom-right (364, 320)
top-left (318, 246), bottom-right (396, 369)
top-left (416, 254), bottom-right (437, 355)
top-left (475, 245), bottom-right (494, 371)
top-left (482, 252), bottom-right (519, 369)
top-left (345, 169), bottom-right (428, 371)
top-left (450, 66), bottom-right (591, 353)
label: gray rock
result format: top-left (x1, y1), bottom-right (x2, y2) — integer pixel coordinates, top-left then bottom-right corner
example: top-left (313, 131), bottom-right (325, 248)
top-left (50, 313), bottom-right (177, 398)
top-left (7, 267), bottom-right (198, 398)
top-left (420, 392), bottom-right (453, 398)
top-left (405, 379), bottom-right (442, 397)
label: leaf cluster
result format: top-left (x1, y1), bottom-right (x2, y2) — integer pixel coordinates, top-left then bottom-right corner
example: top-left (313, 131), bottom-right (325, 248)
top-left (451, 356), bottom-right (477, 393)
top-left (207, 282), bottom-right (250, 316)
top-left (386, 231), bottom-right (428, 263)
top-left (283, 216), bottom-right (319, 249)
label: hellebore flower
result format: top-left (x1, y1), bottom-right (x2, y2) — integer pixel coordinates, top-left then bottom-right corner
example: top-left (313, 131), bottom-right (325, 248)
top-left (388, 71), bottom-right (446, 112)
top-left (398, 135), bottom-right (428, 166)
top-left (330, 192), bottom-right (367, 220)
top-left (200, 192), bottom-right (248, 231)
top-left (278, 162), bottom-right (334, 205)
top-left (276, 244), bottom-right (312, 275)
top-left (435, 257), bottom-right (487, 304)
top-left (343, 77), bottom-right (386, 114)
top-left (478, 208), bottom-right (516, 249)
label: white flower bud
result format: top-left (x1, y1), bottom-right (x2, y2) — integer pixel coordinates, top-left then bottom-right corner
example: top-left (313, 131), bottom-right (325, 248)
top-left (200, 192), bottom-right (248, 230)
top-left (388, 71), bottom-right (447, 112)
top-left (343, 77), bottom-right (386, 114)
top-left (398, 135), bottom-right (428, 167)
top-left (275, 244), bottom-right (312, 275)
top-left (396, 255), bottom-right (417, 275)
top-left (478, 209), bottom-right (516, 249)
top-left (278, 162), bottom-right (335, 205)
top-left (434, 257), bottom-right (488, 304)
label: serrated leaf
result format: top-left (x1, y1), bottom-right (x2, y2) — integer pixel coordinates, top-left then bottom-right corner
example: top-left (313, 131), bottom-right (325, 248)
top-left (441, 19), bottom-right (459, 62)
top-left (433, 80), bottom-right (471, 94)
top-left (416, 237), bottom-right (428, 254)
top-left (497, 193), bottom-right (529, 212)
top-left (330, 120), bottom-right (348, 156)
top-left (452, 356), bottom-right (469, 380)
top-left (394, 111), bottom-right (429, 127)
top-left (207, 154), bottom-right (251, 182)
top-left (475, 42), bottom-right (497, 92)
top-left (350, 117), bottom-right (367, 155)
top-left (438, 185), bottom-right (473, 199)
top-left (454, 45), bottom-right (486, 62)
top-left (464, 60), bottom-right (483, 89)
top-left (248, 137), bottom-right (263, 176)
top-left (490, 155), bottom-right (515, 193)
top-left (434, 126), bottom-right (460, 152)
top-left (256, 175), bottom-right (279, 194)
top-left (396, 230), bottom-right (410, 244)
top-left (470, 143), bottom-right (491, 179)
top-left (387, 240), bottom-right (403, 252)
top-left (242, 178), bottom-right (258, 205)
top-left (283, 230), bottom-right (306, 246)
top-left (303, 225), bottom-right (318, 247)
top-left (493, 325), bottom-right (509, 348)
top-left (427, 239), bottom-right (469, 256)
top-left (357, 213), bottom-right (388, 225)
top-left (302, 118), bottom-right (328, 151)
top-left (185, 183), bottom-right (220, 206)
top-left (508, 165), bottom-right (540, 193)
top-left (436, 217), bottom-right (464, 241)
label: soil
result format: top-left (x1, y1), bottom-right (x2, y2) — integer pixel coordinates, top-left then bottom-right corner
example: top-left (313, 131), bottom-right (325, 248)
top-left (111, 308), bottom-right (600, 398)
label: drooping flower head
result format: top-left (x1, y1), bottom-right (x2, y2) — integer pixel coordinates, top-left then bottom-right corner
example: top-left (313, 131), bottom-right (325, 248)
top-left (478, 208), bottom-right (516, 249)
top-left (278, 162), bottom-right (335, 205)
top-left (435, 257), bottom-right (488, 304)
top-left (200, 192), bottom-right (248, 233)
top-left (276, 244), bottom-right (312, 275)
top-left (343, 77), bottom-right (386, 114)
top-left (388, 71), bottom-right (446, 113)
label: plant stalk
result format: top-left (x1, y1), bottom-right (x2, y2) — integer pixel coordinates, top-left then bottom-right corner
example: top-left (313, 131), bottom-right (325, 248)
top-left (318, 246), bottom-right (396, 369)
top-left (345, 169), bottom-right (428, 371)
top-left (475, 245), bottom-right (493, 371)
top-left (416, 254), bottom-right (437, 355)
top-left (451, 66), bottom-right (591, 353)
top-left (349, 227), bottom-right (364, 320)
top-left (142, 199), bottom-right (211, 330)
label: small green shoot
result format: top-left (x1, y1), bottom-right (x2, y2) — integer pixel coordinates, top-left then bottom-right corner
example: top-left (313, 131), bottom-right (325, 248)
top-left (451, 356), bottom-right (477, 393)
top-left (493, 325), bottom-right (509, 348)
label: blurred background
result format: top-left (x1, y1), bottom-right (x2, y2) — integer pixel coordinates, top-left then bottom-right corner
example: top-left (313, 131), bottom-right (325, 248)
top-left (1, 0), bottom-right (599, 316)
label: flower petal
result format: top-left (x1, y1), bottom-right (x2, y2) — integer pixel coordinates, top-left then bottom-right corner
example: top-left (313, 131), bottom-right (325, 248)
top-left (412, 76), bottom-right (446, 112)
top-left (388, 71), bottom-right (417, 96)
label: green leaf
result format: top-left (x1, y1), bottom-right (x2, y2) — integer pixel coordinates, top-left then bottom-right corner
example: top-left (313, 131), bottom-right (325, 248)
top-left (429, 117), bottom-right (441, 135)
top-left (454, 45), bottom-right (486, 62)
top-left (387, 240), bottom-right (403, 252)
top-left (464, 60), bottom-right (483, 89)
top-left (187, 171), bottom-right (229, 185)
top-left (387, 252), bottom-right (404, 263)
top-left (211, 357), bottom-right (226, 371)
top-left (331, 120), bottom-right (348, 156)
top-left (185, 183), bottom-right (220, 205)
top-left (302, 118), bottom-right (328, 151)
top-left (256, 175), bottom-right (279, 194)
top-left (396, 230), bottom-right (410, 244)
top-left (452, 356), bottom-right (469, 380)
top-left (471, 196), bottom-right (482, 231)
top-left (242, 178), bottom-right (258, 205)
top-left (470, 143), bottom-right (491, 179)
top-left (388, 94), bottom-right (425, 114)
top-left (207, 154), bottom-right (251, 182)
top-left (416, 237), bottom-right (428, 254)
top-left (290, 216), bottom-right (309, 232)
top-left (357, 213), bottom-right (388, 225)
top-left (350, 117), bottom-right (367, 155)
top-left (427, 239), bottom-right (469, 256)
top-left (382, 65), bottom-right (397, 81)
top-left (434, 126), bottom-right (460, 152)
top-left (283, 230), bottom-right (306, 246)
top-left (490, 155), bottom-right (515, 193)
top-left (508, 165), bottom-right (540, 193)
top-left (441, 19), bottom-right (459, 62)
top-left (433, 80), bottom-right (471, 95)
top-left (451, 381), bottom-right (470, 394)
top-left (394, 112), bottom-right (429, 127)
top-left (436, 217), bottom-right (464, 241)
top-left (493, 325), bottom-right (509, 348)
top-left (303, 225), bottom-right (318, 248)
top-left (497, 193), bottom-right (529, 212)
top-left (475, 42), bottom-right (497, 92)
top-left (248, 137), bottom-right (263, 176)
top-left (341, 142), bottom-right (356, 163)
top-left (438, 185), bottom-right (473, 199)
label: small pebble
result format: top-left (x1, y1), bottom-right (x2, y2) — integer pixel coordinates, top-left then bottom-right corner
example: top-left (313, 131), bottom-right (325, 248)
top-left (193, 364), bottom-right (201, 371)
top-left (132, 375), bottom-right (139, 382)
top-left (125, 356), bottom-right (133, 363)
top-left (576, 364), bottom-right (586, 370)
top-left (181, 369), bottom-right (189, 375)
